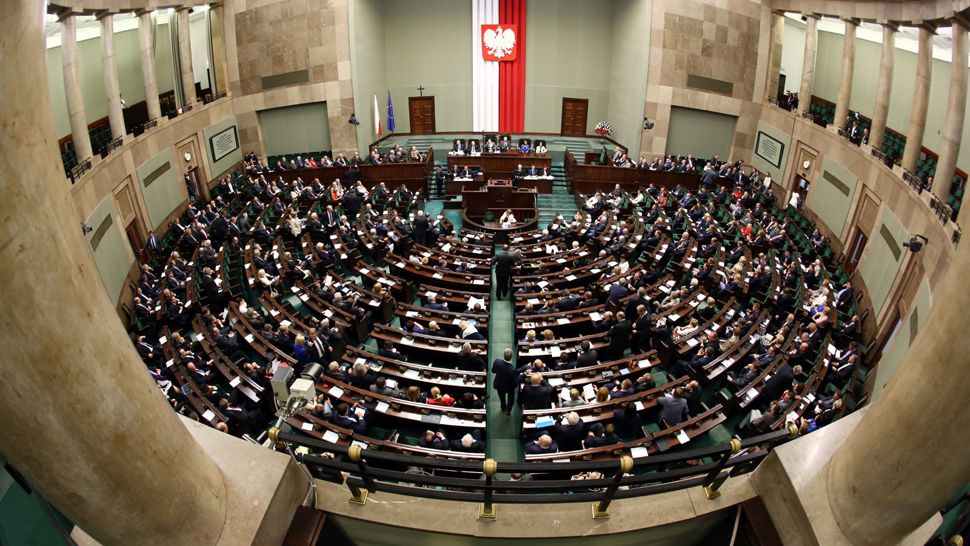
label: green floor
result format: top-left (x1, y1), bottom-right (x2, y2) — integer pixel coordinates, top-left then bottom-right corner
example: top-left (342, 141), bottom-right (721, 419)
top-left (485, 262), bottom-right (523, 463)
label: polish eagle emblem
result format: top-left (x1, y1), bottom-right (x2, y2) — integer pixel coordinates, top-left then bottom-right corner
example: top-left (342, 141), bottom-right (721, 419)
top-left (482, 24), bottom-right (517, 61)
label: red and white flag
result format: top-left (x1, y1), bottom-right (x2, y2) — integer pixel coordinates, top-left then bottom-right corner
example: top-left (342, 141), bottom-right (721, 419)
top-left (472, 0), bottom-right (526, 133)
top-left (372, 94), bottom-right (381, 137)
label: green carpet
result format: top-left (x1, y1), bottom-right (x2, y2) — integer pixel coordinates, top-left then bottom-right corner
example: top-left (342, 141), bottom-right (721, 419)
top-left (485, 260), bottom-right (522, 463)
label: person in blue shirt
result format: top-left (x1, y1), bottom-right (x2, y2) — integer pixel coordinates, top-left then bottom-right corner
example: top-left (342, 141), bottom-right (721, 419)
top-left (519, 140), bottom-right (532, 153)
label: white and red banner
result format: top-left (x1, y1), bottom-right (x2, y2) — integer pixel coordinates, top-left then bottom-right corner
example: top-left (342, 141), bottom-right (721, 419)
top-left (472, 0), bottom-right (526, 132)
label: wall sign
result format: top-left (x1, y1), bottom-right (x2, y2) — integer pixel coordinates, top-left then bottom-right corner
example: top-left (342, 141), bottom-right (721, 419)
top-left (209, 125), bottom-right (239, 163)
top-left (755, 131), bottom-right (784, 169)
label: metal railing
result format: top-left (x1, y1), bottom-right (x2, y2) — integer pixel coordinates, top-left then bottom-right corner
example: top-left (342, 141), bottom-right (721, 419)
top-left (68, 158), bottom-right (91, 184)
top-left (274, 425), bottom-right (798, 519)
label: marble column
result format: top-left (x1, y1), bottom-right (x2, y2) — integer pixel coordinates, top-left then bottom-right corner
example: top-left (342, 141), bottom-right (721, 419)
top-left (901, 26), bottom-right (934, 173)
top-left (869, 24), bottom-right (897, 151)
top-left (834, 19), bottom-right (858, 130)
top-left (797, 14), bottom-right (818, 116)
top-left (137, 11), bottom-right (162, 121)
top-left (60, 14), bottom-right (92, 162)
top-left (0, 2), bottom-right (228, 544)
top-left (933, 21), bottom-right (969, 201)
top-left (828, 219), bottom-right (970, 544)
top-left (209, 2), bottom-right (231, 96)
top-left (177, 7), bottom-right (196, 105)
top-left (99, 12), bottom-right (126, 141)
top-left (766, 11), bottom-right (785, 104)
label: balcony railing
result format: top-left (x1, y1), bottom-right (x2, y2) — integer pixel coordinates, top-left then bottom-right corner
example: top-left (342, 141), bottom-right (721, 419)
top-left (275, 426), bottom-right (798, 519)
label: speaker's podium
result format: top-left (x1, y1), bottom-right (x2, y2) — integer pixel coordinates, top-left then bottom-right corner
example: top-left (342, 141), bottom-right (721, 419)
top-left (461, 179), bottom-right (538, 241)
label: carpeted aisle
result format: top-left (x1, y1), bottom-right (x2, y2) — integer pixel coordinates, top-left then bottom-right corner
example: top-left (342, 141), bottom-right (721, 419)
top-left (485, 259), bottom-right (523, 463)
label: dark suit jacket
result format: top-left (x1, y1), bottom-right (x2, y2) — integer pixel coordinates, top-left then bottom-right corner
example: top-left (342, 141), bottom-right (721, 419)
top-left (657, 396), bottom-right (689, 426)
top-left (493, 252), bottom-right (518, 277)
top-left (492, 358), bottom-right (518, 391)
top-left (519, 383), bottom-right (554, 409)
top-left (608, 320), bottom-right (632, 354)
top-left (762, 363), bottom-right (793, 402)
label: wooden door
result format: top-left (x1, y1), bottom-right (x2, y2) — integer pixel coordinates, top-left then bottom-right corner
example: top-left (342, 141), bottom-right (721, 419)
top-left (408, 96), bottom-right (436, 134)
top-left (561, 98), bottom-right (589, 136)
top-left (126, 218), bottom-right (144, 258)
top-left (844, 228), bottom-right (868, 275)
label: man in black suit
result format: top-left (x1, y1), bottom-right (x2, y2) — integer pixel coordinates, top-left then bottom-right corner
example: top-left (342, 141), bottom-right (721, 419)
top-left (342, 191), bottom-right (362, 221)
top-left (631, 304), bottom-right (653, 354)
top-left (761, 361), bottom-right (794, 406)
top-left (457, 343), bottom-right (486, 371)
top-left (576, 340), bottom-right (598, 368)
top-left (519, 373), bottom-right (554, 410)
top-left (607, 311), bottom-right (632, 358)
top-left (492, 348), bottom-right (517, 415)
top-left (413, 210), bottom-right (430, 245)
top-left (492, 245), bottom-right (518, 300)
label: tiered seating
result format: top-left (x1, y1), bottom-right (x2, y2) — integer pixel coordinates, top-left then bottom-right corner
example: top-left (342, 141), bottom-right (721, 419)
top-left (125, 154), bottom-right (866, 467)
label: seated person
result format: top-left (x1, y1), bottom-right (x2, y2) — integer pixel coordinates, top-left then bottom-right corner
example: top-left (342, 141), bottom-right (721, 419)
top-left (467, 139), bottom-right (481, 156)
top-left (451, 430), bottom-right (485, 452)
top-left (483, 136), bottom-right (498, 153)
top-left (451, 138), bottom-right (466, 155)
top-left (524, 433), bottom-right (558, 455)
top-left (534, 140), bottom-right (548, 154)
top-left (519, 139), bottom-right (532, 153)
top-left (499, 209), bottom-right (518, 228)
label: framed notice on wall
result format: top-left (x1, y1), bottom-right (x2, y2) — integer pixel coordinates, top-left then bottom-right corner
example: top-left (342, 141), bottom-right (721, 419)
top-left (209, 126), bottom-right (239, 163)
top-left (755, 131), bottom-right (784, 169)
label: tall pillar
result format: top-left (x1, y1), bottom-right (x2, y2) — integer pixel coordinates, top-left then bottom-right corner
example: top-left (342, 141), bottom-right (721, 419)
top-left (209, 2), bottom-right (231, 96)
top-left (0, 1), bottom-right (228, 544)
top-left (98, 12), bottom-right (126, 141)
top-left (137, 11), bottom-right (162, 121)
top-left (60, 13), bottom-right (92, 162)
top-left (828, 223), bottom-right (970, 543)
top-left (834, 19), bottom-right (858, 130)
top-left (901, 25), bottom-right (935, 173)
top-left (176, 7), bottom-right (196, 105)
top-left (766, 11), bottom-right (785, 104)
top-left (869, 23), bottom-right (897, 151)
top-left (933, 20), bottom-right (969, 200)
top-left (797, 14), bottom-right (818, 116)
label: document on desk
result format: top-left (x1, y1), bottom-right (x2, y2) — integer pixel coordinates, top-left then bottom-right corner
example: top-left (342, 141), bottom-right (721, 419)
top-left (630, 446), bottom-right (649, 459)
top-left (675, 429), bottom-right (691, 444)
top-left (557, 318), bottom-right (571, 325)
top-left (301, 422), bottom-right (314, 431)
top-left (375, 401), bottom-right (390, 413)
top-left (589, 312), bottom-right (603, 322)
top-left (322, 430), bottom-right (340, 443)
top-left (535, 416), bottom-right (555, 428)
top-left (202, 410), bottom-right (216, 423)
top-left (328, 386), bottom-right (345, 398)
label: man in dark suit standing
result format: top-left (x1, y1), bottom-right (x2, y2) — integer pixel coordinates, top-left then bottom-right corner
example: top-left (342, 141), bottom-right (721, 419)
top-left (342, 190), bottom-right (362, 221)
top-left (492, 245), bottom-right (518, 300)
top-left (492, 348), bottom-right (517, 415)
top-left (145, 230), bottom-right (160, 255)
top-left (607, 311), bottom-right (632, 358)
top-left (657, 388), bottom-right (689, 427)
top-left (413, 210), bottom-right (430, 245)
top-left (519, 373), bottom-right (554, 410)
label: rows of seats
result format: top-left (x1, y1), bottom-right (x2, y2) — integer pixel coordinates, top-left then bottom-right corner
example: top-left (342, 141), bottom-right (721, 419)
top-left (125, 156), bottom-right (867, 474)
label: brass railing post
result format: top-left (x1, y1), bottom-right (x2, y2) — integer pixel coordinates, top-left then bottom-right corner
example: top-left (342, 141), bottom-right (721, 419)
top-left (479, 458), bottom-right (497, 520)
top-left (347, 444), bottom-right (370, 505)
top-left (592, 455), bottom-right (633, 519)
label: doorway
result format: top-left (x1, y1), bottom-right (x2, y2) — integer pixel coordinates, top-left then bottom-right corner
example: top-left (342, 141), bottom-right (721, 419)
top-left (791, 175), bottom-right (810, 209)
top-left (560, 98), bottom-right (589, 136)
top-left (184, 167), bottom-right (203, 203)
top-left (125, 217), bottom-right (144, 258)
top-left (408, 96), bottom-right (436, 134)
top-left (845, 228), bottom-right (868, 275)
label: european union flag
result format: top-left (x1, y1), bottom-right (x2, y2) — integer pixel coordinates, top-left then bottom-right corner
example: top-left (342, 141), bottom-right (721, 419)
top-left (387, 91), bottom-right (395, 133)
